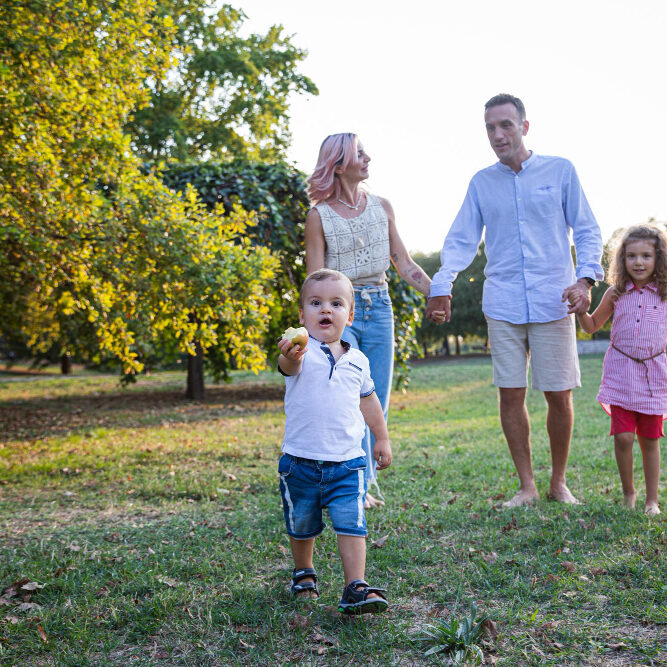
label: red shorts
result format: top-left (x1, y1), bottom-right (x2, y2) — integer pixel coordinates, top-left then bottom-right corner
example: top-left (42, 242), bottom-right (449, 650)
top-left (609, 405), bottom-right (664, 438)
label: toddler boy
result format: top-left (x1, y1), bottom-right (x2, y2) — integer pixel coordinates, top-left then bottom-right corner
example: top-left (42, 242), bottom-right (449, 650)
top-left (277, 268), bottom-right (392, 614)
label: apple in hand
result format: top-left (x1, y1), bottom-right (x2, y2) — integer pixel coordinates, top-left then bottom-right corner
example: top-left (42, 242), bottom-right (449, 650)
top-left (282, 326), bottom-right (308, 349)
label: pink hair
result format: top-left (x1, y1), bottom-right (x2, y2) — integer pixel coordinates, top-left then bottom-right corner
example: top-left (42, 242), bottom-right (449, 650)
top-left (306, 133), bottom-right (361, 205)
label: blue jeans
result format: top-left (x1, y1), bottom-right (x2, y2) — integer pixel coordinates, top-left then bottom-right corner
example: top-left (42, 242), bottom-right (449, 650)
top-left (278, 454), bottom-right (368, 538)
top-left (342, 285), bottom-right (394, 487)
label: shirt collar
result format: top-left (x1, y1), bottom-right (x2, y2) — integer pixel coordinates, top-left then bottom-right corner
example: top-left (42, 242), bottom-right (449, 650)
top-left (308, 334), bottom-right (351, 351)
top-left (496, 150), bottom-right (536, 174)
top-left (627, 280), bottom-right (658, 292)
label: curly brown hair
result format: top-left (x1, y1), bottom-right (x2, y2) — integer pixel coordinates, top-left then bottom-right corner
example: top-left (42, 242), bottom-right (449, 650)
top-left (608, 224), bottom-right (667, 300)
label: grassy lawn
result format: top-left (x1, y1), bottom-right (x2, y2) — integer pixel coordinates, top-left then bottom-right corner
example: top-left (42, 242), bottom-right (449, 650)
top-left (0, 356), bottom-right (665, 665)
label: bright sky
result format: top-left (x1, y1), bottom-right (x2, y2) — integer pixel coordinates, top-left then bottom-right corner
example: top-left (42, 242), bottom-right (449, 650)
top-left (238, 0), bottom-right (667, 254)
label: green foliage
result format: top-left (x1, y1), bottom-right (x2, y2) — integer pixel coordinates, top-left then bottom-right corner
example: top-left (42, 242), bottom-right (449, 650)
top-left (387, 268), bottom-right (424, 390)
top-left (0, 0), bottom-right (278, 380)
top-left (160, 160), bottom-right (309, 364)
top-left (126, 1), bottom-right (318, 162)
top-left (420, 602), bottom-right (489, 663)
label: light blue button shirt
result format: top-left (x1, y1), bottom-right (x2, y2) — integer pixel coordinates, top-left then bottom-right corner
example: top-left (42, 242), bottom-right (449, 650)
top-left (430, 153), bottom-right (603, 324)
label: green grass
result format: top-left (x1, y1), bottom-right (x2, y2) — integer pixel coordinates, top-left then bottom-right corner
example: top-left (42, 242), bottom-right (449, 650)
top-left (0, 356), bottom-right (665, 665)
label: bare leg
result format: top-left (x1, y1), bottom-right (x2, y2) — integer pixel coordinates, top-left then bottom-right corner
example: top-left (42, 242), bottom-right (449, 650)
top-left (544, 390), bottom-right (579, 504)
top-left (499, 387), bottom-right (539, 507)
top-left (290, 537), bottom-right (317, 598)
top-left (637, 434), bottom-right (661, 514)
top-left (614, 432), bottom-right (636, 508)
top-left (337, 535), bottom-right (381, 599)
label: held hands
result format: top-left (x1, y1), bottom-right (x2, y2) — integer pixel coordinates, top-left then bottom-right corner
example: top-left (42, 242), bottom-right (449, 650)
top-left (562, 280), bottom-right (592, 315)
top-left (374, 438), bottom-right (392, 470)
top-left (426, 295), bottom-right (451, 324)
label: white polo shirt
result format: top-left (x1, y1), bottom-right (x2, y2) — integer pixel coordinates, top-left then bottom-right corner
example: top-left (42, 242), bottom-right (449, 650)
top-left (281, 337), bottom-right (375, 461)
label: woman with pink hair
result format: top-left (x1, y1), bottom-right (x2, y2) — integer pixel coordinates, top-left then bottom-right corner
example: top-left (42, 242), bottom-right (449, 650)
top-left (305, 133), bottom-right (444, 507)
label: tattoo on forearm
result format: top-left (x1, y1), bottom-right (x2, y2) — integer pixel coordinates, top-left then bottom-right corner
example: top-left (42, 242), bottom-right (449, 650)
top-left (411, 271), bottom-right (421, 282)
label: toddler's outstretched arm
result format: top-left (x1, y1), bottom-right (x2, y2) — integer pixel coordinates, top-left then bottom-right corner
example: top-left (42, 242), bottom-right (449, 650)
top-left (577, 286), bottom-right (616, 334)
top-left (360, 392), bottom-right (392, 469)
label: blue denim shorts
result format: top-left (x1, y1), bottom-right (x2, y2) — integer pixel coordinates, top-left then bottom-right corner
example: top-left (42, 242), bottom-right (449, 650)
top-left (278, 454), bottom-right (367, 539)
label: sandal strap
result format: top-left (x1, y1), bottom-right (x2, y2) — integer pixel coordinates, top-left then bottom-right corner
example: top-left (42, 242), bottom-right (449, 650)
top-left (292, 568), bottom-right (318, 585)
top-left (341, 579), bottom-right (388, 603)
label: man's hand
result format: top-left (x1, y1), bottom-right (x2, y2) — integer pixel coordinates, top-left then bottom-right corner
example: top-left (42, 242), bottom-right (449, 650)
top-left (562, 280), bottom-right (592, 315)
top-left (426, 295), bottom-right (451, 323)
top-left (374, 438), bottom-right (392, 469)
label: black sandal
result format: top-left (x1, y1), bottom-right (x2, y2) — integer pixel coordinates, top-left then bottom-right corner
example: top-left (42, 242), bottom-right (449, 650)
top-left (290, 568), bottom-right (319, 599)
top-left (337, 579), bottom-right (388, 615)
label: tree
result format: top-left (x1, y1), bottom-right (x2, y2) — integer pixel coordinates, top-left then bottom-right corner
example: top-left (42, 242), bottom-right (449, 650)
top-left (0, 0), bottom-right (278, 392)
top-left (126, 1), bottom-right (318, 162)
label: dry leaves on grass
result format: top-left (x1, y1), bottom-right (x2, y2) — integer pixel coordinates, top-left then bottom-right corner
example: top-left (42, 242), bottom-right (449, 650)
top-left (560, 561), bottom-right (576, 573)
top-left (501, 517), bottom-right (518, 533)
top-left (482, 552), bottom-right (498, 564)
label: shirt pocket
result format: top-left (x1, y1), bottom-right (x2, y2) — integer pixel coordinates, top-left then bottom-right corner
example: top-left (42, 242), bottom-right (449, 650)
top-left (529, 187), bottom-right (561, 220)
top-left (643, 302), bottom-right (665, 324)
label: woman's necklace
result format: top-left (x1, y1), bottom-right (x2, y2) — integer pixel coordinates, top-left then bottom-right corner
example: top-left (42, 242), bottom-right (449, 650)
top-left (337, 193), bottom-right (363, 210)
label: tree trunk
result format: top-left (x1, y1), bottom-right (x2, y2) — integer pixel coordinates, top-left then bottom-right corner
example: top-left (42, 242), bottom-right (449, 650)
top-left (186, 340), bottom-right (205, 400)
top-left (60, 352), bottom-right (72, 375)
top-left (455, 335), bottom-right (461, 356)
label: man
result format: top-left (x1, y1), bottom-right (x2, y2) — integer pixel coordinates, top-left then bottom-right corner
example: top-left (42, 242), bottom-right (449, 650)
top-left (426, 94), bottom-right (603, 507)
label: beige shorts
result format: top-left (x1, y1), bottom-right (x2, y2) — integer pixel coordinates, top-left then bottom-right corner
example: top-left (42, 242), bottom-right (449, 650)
top-left (485, 315), bottom-right (581, 391)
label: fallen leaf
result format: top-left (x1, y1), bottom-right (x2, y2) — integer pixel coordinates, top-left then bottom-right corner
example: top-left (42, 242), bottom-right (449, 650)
top-left (608, 642), bottom-right (628, 651)
top-left (371, 535), bottom-right (389, 548)
top-left (482, 551), bottom-right (498, 564)
top-left (577, 519), bottom-right (594, 530)
top-left (421, 503), bottom-right (430, 509)
top-left (234, 624), bottom-right (251, 632)
top-left (147, 547), bottom-right (156, 555)
top-left (561, 561), bottom-right (576, 573)
top-left (223, 472), bottom-right (237, 481)
top-left (317, 647), bottom-right (327, 655)
top-left (470, 512), bottom-right (481, 520)
top-left (501, 517), bottom-right (518, 533)
top-left (37, 624), bottom-right (48, 643)
top-left (278, 543), bottom-right (289, 556)
top-left (3, 616), bottom-right (19, 624)
top-left (96, 587), bottom-right (109, 598)
top-left (590, 567), bottom-right (608, 576)
top-left (156, 575), bottom-right (178, 587)
top-left (21, 582), bottom-right (43, 592)
top-left (289, 613), bottom-right (310, 629)
top-left (16, 602), bottom-right (42, 611)
top-left (492, 493), bottom-right (505, 500)
top-left (482, 618), bottom-right (498, 639)
top-left (546, 574), bottom-right (560, 582)
top-left (446, 495), bottom-right (457, 505)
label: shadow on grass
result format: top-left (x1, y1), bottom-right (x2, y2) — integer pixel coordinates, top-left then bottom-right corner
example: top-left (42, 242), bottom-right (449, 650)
top-left (0, 383), bottom-right (286, 442)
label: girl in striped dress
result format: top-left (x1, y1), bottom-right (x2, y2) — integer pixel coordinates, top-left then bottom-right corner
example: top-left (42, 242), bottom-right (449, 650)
top-left (577, 224), bottom-right (667, 515)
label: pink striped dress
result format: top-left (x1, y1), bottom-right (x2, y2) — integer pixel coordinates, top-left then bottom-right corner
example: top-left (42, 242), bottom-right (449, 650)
top-left (598, 282), bottom-right (667, 416)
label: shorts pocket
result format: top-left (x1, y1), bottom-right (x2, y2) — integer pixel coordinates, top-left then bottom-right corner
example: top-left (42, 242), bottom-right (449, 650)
top-left (341, 456), bottom-right (367, 472)
top-left (278, 454), bottom-right (294, 477)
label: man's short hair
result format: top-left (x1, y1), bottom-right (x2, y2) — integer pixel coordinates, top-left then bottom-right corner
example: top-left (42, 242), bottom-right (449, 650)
top-left (300, 268), bottom-right (354, 309)
top-left (485, 93), bottom-right (526, 122)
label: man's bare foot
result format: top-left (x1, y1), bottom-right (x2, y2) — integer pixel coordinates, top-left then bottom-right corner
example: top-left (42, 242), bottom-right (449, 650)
top-left (645, 502), bottom-right (661, 516)
top-left (622, 493), bottom-right (637, 509)
top-left (546, 485), bottom-right (580, 504)
top-left (502, 489), bottom-right (539, 508)
top-left (364, 493), bottom-right (385, 509)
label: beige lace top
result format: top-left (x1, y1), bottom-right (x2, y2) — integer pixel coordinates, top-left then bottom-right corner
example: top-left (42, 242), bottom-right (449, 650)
top-left (315, 194), bottom-right (390, 285)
